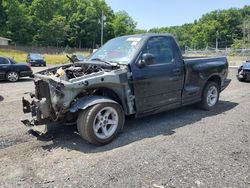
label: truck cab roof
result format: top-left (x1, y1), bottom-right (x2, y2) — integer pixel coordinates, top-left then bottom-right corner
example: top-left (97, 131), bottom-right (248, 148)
top-left (115, 33), bottom-right (174, 39)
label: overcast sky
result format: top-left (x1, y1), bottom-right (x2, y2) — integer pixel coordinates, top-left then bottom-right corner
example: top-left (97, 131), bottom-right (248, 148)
top-left (105, 0), bottom-right (250, 30)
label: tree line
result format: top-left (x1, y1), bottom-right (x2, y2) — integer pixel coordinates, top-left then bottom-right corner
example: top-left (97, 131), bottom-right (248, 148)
top-left (0, 0), bottom-right (138, 48)
top-left (149, 6), bottom-right (250, 50)
top-left (0, 0), bottom-right (249, 50)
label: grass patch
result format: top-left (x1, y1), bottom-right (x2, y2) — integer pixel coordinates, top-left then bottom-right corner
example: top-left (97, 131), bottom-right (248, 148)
top-left (0, 49), bottom-right (27, 63)
top-left (0, 49), bottom-right (90, 64)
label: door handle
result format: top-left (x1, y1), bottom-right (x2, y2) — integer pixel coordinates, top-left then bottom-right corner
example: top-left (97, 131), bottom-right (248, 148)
top-left (173, 68), bottom-right (181, 75)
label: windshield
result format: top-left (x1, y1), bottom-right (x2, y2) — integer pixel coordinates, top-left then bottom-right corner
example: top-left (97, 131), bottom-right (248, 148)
top-left (30, 53), bottom-right (43, 60)
top-left (88, 36), bottom-right (143, 64)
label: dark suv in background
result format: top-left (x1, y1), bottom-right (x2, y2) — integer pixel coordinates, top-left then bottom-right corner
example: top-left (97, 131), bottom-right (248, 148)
top-left (26, 53), bottom-right (46, 66)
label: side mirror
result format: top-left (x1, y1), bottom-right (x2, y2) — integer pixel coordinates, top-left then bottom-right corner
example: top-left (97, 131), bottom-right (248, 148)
top-left (138, 53), bottom-right (155, 68)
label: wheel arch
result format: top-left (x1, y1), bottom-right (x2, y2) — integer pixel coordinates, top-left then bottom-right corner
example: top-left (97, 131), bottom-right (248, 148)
top-left (69, 95), bottom-right (120, 113)
top-left (204, 75), bottom-right (221, 91)
top-left (92, 87), bottom-right (129, 115)
top-left (95, 87), bottom-right (123, 107)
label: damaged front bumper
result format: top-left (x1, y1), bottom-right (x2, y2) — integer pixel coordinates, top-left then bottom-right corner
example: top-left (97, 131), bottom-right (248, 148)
top-left (21, 78), bottom-right (61, 127)
top-left (21, 97), bottom-right (52, 127)
top-left (21, 79), bottom-right (76, 128)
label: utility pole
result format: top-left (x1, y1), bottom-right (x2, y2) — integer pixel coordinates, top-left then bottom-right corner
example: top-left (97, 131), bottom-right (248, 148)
top-left (101, 11), bottom-right (106, 46)
top-left (216, 30), bottom-right (219, 52)
top-left (101, 11), bottom-right (104, 46)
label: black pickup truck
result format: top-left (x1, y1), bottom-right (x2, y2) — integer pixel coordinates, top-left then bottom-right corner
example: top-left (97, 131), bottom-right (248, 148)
top-left (22, 34), bottom-right (231, 145)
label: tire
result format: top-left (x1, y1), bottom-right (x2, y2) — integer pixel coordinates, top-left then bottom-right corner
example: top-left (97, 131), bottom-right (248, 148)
top-left (198, 81), bottom-right (220, 110)
top-left (77, 102), bottom-right (125, 145)
top-left (6, 71), bottom-right (19, 82)
top-left (237, 77), bottom-right (245, 82)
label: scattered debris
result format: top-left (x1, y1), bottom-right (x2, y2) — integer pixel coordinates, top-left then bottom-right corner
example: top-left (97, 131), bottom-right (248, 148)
top-left (153, 183), bottom-right (165, 188)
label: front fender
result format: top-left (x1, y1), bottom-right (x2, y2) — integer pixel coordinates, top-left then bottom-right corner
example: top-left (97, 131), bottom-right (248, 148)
top-left (69, 95), bottom-right (118, 113)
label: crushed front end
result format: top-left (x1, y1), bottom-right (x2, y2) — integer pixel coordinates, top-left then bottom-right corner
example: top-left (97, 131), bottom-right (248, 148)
top-left (21, 62), bottom-right (134, 128)
top-left (22, 78), bottom-right (66, 126)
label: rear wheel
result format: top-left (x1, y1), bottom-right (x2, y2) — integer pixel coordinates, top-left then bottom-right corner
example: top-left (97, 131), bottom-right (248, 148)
top-left (6, 71), bottom-right (19, 82)
top-left (77, 102), bottom-right (124, 145)
top-left (199, 81), bottom-right (219, 110)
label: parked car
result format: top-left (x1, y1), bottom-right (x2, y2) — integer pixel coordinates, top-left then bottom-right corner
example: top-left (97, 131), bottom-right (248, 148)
top-left (26, 53), bottom-right (46, 66)
top-left (22, 34), bottom-right (231, 145)
top-left (237, 60), bottom-right (250, 82)
top-left (71, 53), bottom-right (85, 62)
top-left (0, 56), bottom-right (33, 82)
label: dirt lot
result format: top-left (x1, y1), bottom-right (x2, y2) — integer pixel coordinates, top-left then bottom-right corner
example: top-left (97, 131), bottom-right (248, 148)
top-left (0, 67), bottom-right (249, 188)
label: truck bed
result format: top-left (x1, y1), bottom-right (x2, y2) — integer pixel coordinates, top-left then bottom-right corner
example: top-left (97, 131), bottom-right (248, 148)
top-left (181, 56), bottom-right (229, 105)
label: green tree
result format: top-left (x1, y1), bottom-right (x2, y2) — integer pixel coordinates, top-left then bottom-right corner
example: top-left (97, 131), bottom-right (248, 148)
top-left (0, 0), bottom-right (7, 35)
top-left (112, 11), bottom-right (137, 37)
top-left (149, 6), bottom-right (250, 50)
top-left (30, 0), bottom-right (58, 22)
top-left (66, 0), bottom-right (115, 48)
top-left (35, 15), bottom-right (69, 46)
top-left (231, 39), bottom-right (244, 49)
top-left (3, 0), bottom-right (32, 44)
top-left (1, 0), bottom-right (248, 50)
top-left (199, 8), bottom-right (243, 48)
top-left (134, 29), bottom-right (147, 34)
top-left (243, 15), bottom-right (250, 46)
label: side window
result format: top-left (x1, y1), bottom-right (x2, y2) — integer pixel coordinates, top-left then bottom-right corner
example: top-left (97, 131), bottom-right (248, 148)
top-left (0, 57), bottom-right (9, 65)
top-left (143, 37), bottom-right (174, 64)
top-left (9, 58), bottom-right (16, 64)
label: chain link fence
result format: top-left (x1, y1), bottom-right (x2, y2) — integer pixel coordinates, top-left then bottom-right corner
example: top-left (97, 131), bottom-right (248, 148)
top-left (184, 47), bottom-right (250, 66)
top-left (0, 45), bottom-right (92, 54)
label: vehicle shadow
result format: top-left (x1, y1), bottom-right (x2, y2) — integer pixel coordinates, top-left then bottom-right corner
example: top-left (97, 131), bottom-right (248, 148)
top-left (37, 100), bottom-right (238, 153)
top-left (242, 80), bottom-right (250, 83)
top-left (0, 95), bottom-right (4, 102)
top-left (0, 78), bottom-right (33, 84)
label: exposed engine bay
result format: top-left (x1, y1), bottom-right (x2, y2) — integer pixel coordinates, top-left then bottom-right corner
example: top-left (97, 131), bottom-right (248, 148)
top-left (63, 65), bottom-right (101, 79)
top-left (38, 62), bottom-right (119, 81)
top-left (22, 60), bottom-right (134, 127)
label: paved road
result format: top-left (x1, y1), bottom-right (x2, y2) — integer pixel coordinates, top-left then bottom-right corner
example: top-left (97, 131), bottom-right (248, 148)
top-left (0, 67), bottom-right (249, 188)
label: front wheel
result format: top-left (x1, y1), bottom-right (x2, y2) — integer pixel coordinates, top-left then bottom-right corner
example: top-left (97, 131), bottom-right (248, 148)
top-left (198, 81), bottom-right (220, 110)
top-left (77, 102), bottom-right (125, 145)
top-left (6, 71), bottom-right (19, 82)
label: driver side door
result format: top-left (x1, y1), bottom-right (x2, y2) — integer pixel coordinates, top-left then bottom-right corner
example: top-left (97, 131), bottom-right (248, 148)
top-left (131, 36), bottom-right (184, 115)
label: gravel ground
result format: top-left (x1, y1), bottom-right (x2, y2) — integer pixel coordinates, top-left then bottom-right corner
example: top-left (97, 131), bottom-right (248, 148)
top-left (0, 67), bottom-right (249, 188)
